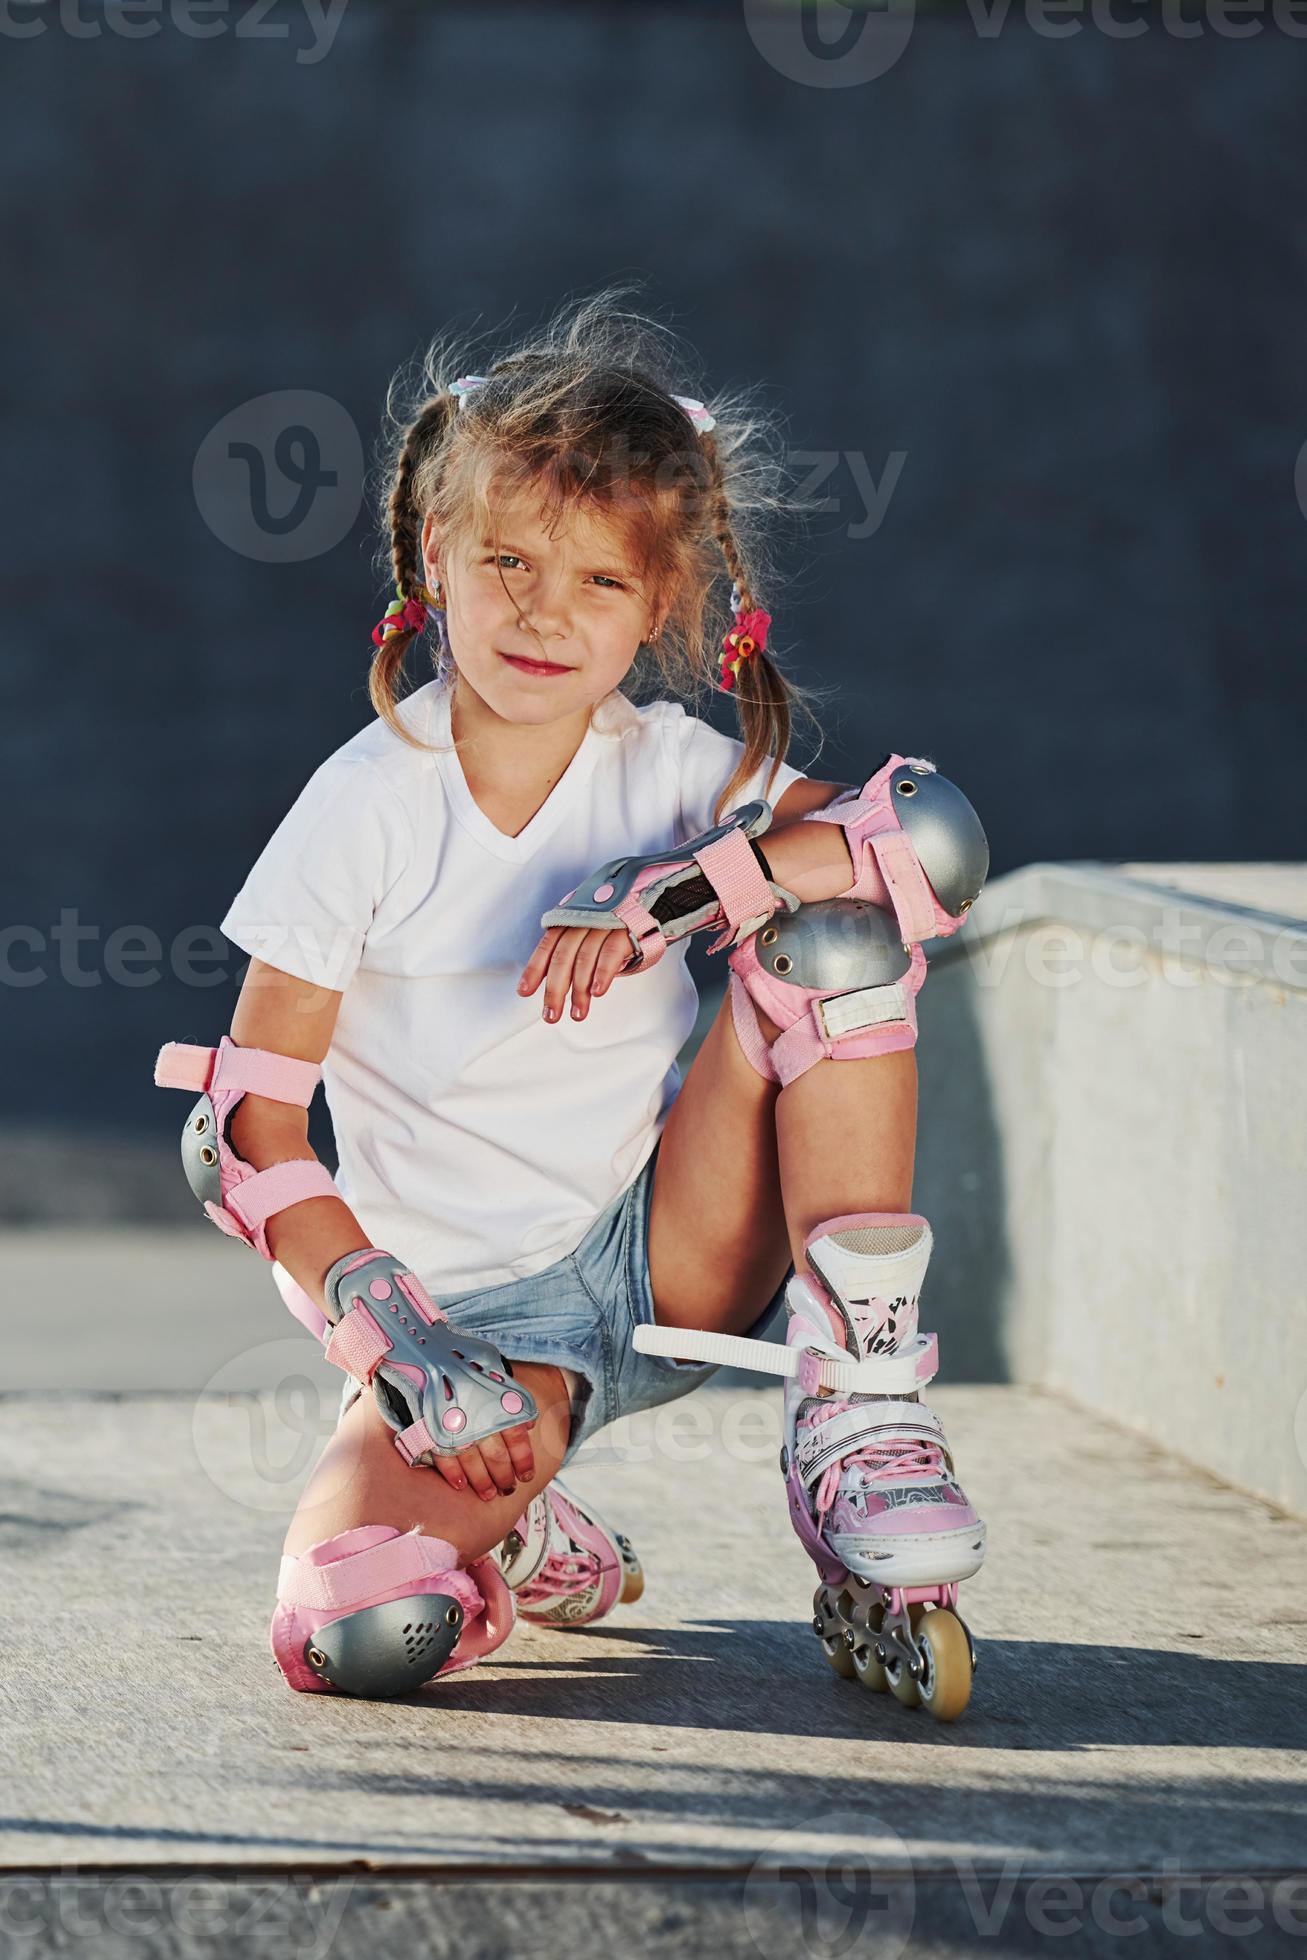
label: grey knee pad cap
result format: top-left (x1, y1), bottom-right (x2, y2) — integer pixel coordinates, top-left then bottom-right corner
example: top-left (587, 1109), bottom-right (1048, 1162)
top-left (752, 898), bottom-right (913, 992)
top-left (303, 1592), bottom-right (465, 1698)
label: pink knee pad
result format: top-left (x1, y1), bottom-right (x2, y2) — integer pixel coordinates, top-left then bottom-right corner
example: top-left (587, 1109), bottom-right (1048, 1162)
top-left (270, 1524), bottom-right (516, 1697)
top-left (727, 902), bottom-right (927, 1087)
top-left (802, 752), bottom-right (988, 942)
top-left (725, 752), bottom-right (988, 1087)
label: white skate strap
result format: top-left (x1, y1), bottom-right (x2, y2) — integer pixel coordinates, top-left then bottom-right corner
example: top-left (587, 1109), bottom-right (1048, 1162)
top-left (632, 1324), bottom-right (938, 1395)
top-left (794, 1400), bottom-right (953, 1487)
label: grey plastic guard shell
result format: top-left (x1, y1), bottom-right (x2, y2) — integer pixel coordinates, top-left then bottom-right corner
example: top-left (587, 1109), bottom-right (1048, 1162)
top-left (540, 799), bottom-right (794, 954)
top-left (755, 896), bottom-right (914, 992)
top-left (891, 764), bottom-right (990, 918)
top-left (179, 1095), bottom-right (223, 1206)
top-left (321, 1250), bottom-right (539, 1462)
top-left (302, 1592), bottom-right (464, 1698)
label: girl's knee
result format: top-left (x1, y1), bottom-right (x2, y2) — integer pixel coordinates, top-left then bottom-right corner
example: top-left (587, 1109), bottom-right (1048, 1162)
top-left (281, 1359), bottom-right (577, 1561)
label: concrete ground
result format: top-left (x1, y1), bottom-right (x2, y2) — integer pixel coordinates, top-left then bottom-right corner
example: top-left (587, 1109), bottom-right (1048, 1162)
top-left (3, 1232), bottom-right (1307, 1956)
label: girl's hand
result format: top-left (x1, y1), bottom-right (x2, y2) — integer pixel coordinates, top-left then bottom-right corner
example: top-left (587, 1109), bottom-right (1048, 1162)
top-left (430, 1419), bottom-right (537, 1503)
top-left (517, 924), bottom-right (636, 1022)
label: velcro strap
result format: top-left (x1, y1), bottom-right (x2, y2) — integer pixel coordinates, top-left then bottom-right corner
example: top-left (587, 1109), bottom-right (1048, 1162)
top-left (323, 1303), bottom-right (392, 1383)
top-left (225, 1158), bottom-right (339, 1234)
top-left (614, 895), bottom-right (667, 969)
top-left (394, 1418), bottom-right (439, 1465)
top-left (154, 1036), bottom-right (322, 1106)
top-left (870, 830), bottom-right (940, 942)
top-left (691, 828), bottom-right (775, 936)
top-left (768, 983), bottom-right (909, 1086)
top-left (816, 983), bottom-right (907, 1040)
top-left (394, 1269), bottom-right (442, 1326)
top-left (276, 1528), bottom-right (464, 1611)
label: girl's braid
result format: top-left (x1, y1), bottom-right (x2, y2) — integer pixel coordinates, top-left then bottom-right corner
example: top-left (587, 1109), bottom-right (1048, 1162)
top-left (387, 393), bottom-right (455, 601)
top-left (367, 393), bottom-right (457, 726)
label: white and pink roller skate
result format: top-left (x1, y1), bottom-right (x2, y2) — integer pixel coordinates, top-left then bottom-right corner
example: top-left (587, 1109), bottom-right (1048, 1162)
top-left (494, 1478), bottom-right (644, 1627)
top-left (634, 1210), bottom-right (984, 1721)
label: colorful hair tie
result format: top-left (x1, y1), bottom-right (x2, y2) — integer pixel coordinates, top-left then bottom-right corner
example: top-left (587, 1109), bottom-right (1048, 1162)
top-left (718, 603), bottom-right (772, 692)
top-left (371, 583), bottom-right (434, 649)
top-left (673, 394), bottom-right (716, 435)
top-left (449, 375), bottom-right (488, 401)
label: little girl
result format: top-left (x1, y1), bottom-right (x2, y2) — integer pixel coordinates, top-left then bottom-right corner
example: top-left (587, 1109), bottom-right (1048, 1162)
top-left (156, 293), bottom-right (988, 1719)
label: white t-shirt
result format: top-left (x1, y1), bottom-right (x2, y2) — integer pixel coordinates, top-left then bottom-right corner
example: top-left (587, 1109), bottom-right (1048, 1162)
top-left (220, 679), bottom-right (806, 1294)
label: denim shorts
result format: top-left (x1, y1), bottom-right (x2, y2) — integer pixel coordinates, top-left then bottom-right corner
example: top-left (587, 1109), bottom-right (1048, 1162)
top-left (336, 1135), bottom-right (793, 1468)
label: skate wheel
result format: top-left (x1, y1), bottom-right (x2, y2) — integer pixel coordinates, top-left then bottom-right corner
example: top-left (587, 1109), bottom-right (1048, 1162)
top-left (850, 1634), bottom-right (888, 1693)
top-left (822, 1631), bottom-right (857, 1680)
top-left (619, 1560), bottom-right (645, 1606)
top-left (887, 1657), bottom-right (922, 1707)
top-left (912, 1605), bottom-right (973, 1722)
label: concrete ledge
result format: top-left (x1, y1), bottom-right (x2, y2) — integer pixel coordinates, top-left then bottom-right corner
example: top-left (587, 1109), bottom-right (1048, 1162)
top-left (929, 860), bottom-right (1307, 994)
top-left (916, 862), bottom-right (1307, 1518)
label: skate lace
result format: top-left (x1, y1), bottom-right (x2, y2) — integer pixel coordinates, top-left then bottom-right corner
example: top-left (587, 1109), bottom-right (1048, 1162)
top-left (516, 1547), bottom-right (598, 1607)
top-left (810, 1399), bottom-right (949, 1520)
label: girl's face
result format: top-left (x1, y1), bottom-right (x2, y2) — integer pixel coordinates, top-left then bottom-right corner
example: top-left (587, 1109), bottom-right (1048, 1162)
top-left (422, 483), bottom-right (663, 728)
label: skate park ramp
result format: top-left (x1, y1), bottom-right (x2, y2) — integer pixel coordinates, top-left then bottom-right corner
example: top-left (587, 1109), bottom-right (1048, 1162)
top-left (3, 866), bottom-right (1307, 1956)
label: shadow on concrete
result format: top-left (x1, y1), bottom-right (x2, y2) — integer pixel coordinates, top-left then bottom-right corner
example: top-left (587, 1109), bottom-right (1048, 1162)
top-left (101, 1621), bottom-right (1297, 1761)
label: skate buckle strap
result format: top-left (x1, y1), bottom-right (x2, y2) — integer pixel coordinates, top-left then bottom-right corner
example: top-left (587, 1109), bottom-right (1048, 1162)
top-left (794, 1399), bottom-right (951, 1486)
top-left (632, 1324), bottom-right (937, 1394)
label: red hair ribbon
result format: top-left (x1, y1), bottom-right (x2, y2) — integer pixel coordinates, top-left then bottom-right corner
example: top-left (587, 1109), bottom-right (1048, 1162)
top-left (718, 606), bottom-right (772, 692)
top-left (371, 587), bottom-right (431, 649)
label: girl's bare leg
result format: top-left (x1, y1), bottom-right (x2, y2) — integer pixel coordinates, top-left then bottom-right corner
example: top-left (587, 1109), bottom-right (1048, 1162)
top-left (281, 1359), bottom-right (575, 1563)
top-left (648, 811), bottom-right (917, 1325)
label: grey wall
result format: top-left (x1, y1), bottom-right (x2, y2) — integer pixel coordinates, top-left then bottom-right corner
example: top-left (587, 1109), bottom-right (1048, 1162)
top-left (3, 0), bottom-right (1305, 1154)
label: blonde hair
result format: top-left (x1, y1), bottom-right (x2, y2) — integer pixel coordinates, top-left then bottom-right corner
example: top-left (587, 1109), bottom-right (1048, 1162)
top-left (368, 283), bottom-right (822, 821)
